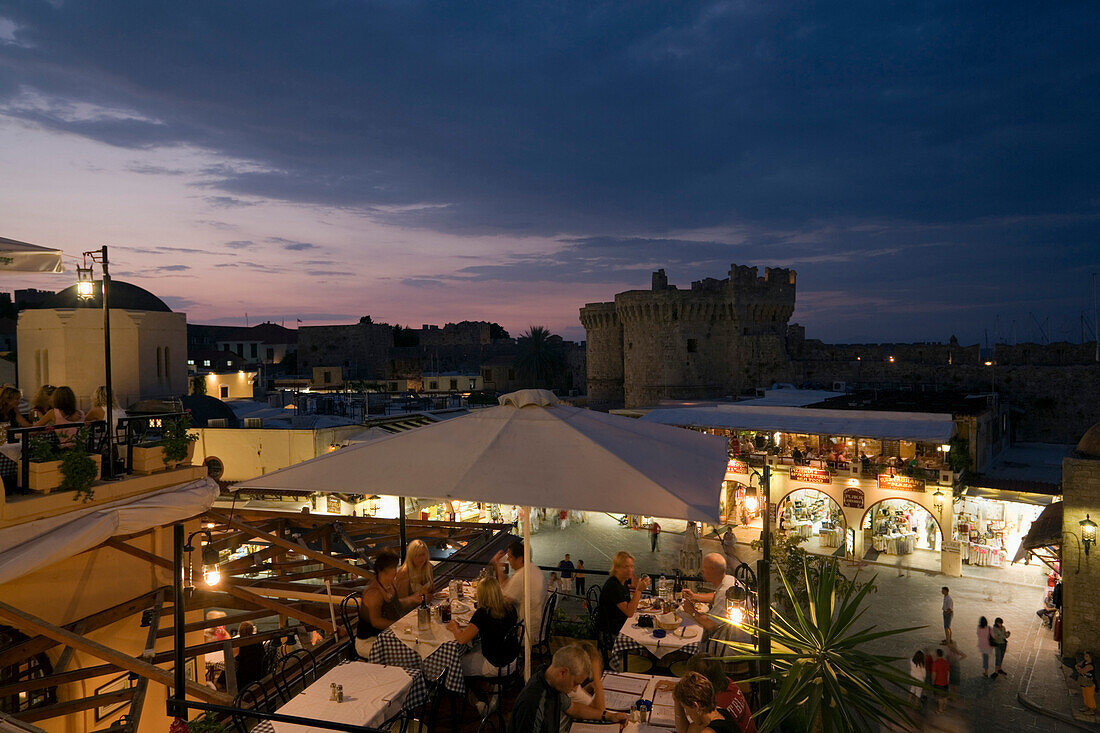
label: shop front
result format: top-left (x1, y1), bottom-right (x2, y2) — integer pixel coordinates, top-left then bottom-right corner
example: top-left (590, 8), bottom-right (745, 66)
top-left (954, 487), bottom-right (1057, 569)
top-left (725, 461), bottom-right (958, 575)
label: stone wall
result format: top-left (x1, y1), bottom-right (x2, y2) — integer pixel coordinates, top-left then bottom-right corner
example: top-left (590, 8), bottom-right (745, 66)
top-left (1060, 455), bottom-right (1100, 658)
top-left (419, 321), bottom-right (492, 347)
top-left (298, 322), bottom-right (393, 378)
top-left (579, 302), bottom-right (624, 407)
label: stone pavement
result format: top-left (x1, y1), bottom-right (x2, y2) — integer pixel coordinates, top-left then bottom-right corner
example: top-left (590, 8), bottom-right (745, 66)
top-left (527, 513), bottom-right (1097, 731)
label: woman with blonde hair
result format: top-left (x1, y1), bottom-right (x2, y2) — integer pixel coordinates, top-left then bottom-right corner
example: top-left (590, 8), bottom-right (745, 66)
top-left (29, 385), bottom-right (55, 422)
top-left (85, 385), bottom-right (127, 431)
top-left (0, 386), bottom-right (31, 430)
top-left (447, 574), bottom-right (520, 676)
top-left (396, 539), bottom-right (435, 604)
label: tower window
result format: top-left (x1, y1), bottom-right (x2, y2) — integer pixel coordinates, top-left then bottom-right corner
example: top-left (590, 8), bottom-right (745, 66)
top-left (687, 339), bottom-right (698, 353)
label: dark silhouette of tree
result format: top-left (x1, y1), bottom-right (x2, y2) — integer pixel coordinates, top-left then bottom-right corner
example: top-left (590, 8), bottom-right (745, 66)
top-left (513, 326), bottom-right (566, 388)
top-left (489, 323), bottom-right (510, 340)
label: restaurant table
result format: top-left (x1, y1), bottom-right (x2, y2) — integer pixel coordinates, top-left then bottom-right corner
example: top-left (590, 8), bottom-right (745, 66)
top-left (794, 521), bottom-right (814, 539)
top-left (611, 610), bottom-right (701, 672)
top-left (873, 532), bottom-right (917, 555)
top-left (0, 443), bottom-right (22, 462)
top-left (365, 595), bottom-right (474, 704)
top-left (253, 661), bottom-right (413, 733)
top-left (819, 528), bottom-right (840, 547)
top-left (598, 671), bottom-right (681, 728)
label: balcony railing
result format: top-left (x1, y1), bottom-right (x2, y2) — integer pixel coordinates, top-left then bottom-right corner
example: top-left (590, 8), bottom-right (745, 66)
top-left (2, 411), bottom-right (190, 499)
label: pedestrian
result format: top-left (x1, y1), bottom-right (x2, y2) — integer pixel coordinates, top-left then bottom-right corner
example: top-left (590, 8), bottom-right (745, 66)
top-left (930, 648), bottom-right (950, 712)
top-left (990, 618), bottom-right (1010, 677)
top-left (559, 509), bottom-right (568, 530)
top-left (559, 554), bottom-right (575, 595)
top-left (1076, 651), bottom-right (1096, 716)
top-left (650, 519), bottom-right (662, 552)
top-left (908, 650), bottom-right (926, 706)
top-left (721, 528), bottom-right (737, 565)
top-left (574, 560), bottom-right (586, 596)
top-left (940, 587), bottom-right (953, 644)
top-left (976, 616), bottom-right (994, 677)
top-left (944, 640), bottom-right (966, 696)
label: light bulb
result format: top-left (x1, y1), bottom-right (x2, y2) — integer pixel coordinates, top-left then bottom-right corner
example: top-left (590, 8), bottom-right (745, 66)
top-left (727, 606), bottom-right (743, 626)
top-left (203, 568), bottom-right (221, 586)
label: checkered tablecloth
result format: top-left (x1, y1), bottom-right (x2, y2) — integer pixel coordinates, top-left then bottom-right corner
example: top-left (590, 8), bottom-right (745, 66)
top-left (366, 630), bottom-right (470, 706)
top-left (610, 633), bottom-right (699, 672)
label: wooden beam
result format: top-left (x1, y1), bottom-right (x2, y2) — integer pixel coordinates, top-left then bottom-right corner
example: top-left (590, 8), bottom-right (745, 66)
top-left (0, 589), bottom-right (166, 668)
top-left (220, 585), bottom-right (335, 633)
top-left (102, 538), bottom-right (173, 571)
top-left (0, 600), bottom-right (229, 705)
top-left (154, 609), bottom-right (274, 639)
top-left (205, 511), bottom-right (372, 581)
top-left (16, 688), bottom-right (136, 724)
top-left (149, 627), bottom-right (293, 665)
top-left (0, 663), bottom-right (120, 698)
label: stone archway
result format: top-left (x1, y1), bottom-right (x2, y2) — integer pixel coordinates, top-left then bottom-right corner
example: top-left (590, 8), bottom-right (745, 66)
top-left (861, 497), bottom-right (944, 554)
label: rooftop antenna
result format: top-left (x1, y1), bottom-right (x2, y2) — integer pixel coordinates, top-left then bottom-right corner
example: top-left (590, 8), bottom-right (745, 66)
top-left (1029, 312), bottom-right (1048, 344)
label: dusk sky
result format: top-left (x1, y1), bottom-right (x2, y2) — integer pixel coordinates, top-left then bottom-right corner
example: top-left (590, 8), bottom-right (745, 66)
top-left (1, 1), bottom-right (1098, 345)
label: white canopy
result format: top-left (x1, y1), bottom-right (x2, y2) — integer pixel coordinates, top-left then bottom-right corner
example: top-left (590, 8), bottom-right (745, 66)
top-left (639, 404), bottom-right (956, 443)
top-left (0, 477), bottom-right (220, 586)
top-left (0, 236), bottom-right (64, 274)
top-left (236, 389), bottom-right (727, 522)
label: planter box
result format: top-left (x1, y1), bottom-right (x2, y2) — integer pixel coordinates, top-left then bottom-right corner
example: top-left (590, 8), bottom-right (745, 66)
top-left (18, 454), bottom-right (102, 494)
top-left (132, 442), bottom-right (195, 474)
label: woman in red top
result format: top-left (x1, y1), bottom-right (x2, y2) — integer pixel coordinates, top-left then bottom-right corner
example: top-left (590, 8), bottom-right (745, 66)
top-left (686, 655), bottom-right (757, 733)
top-left (931, 648), bottom-right (950, 712)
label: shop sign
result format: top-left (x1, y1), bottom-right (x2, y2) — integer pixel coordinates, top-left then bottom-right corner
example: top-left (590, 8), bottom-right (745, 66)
top-left (790, 466), bottom-right (832, 484)
top-left (843, 488), bottom-right (864, 509)
top-left (726, 458), bottom-right (748, 475)
top-left (768, 503), bottom-right (777, 524)
top-left (327, 495), bottom-right (341, 514)
top-left (877, 474), bottom-right (925, 492)
top-left (941, 540), bottom-right (961, 553)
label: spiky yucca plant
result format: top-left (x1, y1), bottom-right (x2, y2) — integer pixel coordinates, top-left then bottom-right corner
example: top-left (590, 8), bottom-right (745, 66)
top-left (718, 556), bottom-right (923, 732)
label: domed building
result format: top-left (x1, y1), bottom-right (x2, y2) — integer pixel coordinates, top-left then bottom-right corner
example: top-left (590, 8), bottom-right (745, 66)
top-left (17, 280), bottom-right (187, 410)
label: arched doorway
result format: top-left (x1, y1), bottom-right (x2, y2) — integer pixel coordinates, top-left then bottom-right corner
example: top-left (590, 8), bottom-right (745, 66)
top-left (777, 488), bottom-right (847, 555)
top-left (861, 498), bottom-right (942, 561)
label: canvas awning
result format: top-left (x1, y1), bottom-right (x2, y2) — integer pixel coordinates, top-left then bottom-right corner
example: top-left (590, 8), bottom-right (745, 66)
top-left (0, 236), bottom-right (64, 274)
top-left (964, 485), bottom-right (1059, 507)
top-left (0, 477), bottom-right (220, 585)
top-left (639, 404), bottom-right (956, 443)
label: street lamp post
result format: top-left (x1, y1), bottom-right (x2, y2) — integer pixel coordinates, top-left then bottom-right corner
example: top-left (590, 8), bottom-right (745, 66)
top-left (751, 464), bottom-right (773, 707)
top-left (77, 246), bottom-right (114, 478)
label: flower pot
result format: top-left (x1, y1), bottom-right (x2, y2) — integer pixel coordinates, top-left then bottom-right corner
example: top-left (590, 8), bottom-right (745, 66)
top-left (17, 459), bottom-right (63, 494)
top-left (132, 442), bottom-right (195, 474)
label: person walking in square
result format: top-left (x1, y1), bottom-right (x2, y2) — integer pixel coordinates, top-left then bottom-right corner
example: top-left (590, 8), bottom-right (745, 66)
top-left (650, 519), bottom-right (661, 552)
top-left (930, 648), bottom-right (950, 712)
top-left (990, 617), bottom-right (1010, 677)
top-left (558, 554), bottom-right (575, 594)
top-left (574, 560), bottom-right (586, 595)
top-left (940, 587), bottom-right (953, 644)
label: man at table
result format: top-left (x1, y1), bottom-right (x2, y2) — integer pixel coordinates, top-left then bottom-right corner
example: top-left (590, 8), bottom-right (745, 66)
top-left (493, 540), bottom-right (547, 637)
top-left (507, 644), bottom-right (627, 733)
top-left (595, 551), bottom-right (649, 644)
top-left (683, 554), bottom-right (747, 652)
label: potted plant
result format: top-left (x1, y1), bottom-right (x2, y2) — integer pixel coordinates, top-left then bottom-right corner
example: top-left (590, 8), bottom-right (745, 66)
top-left (132, 414), bottom-right (199, 474)
top-left (59, 427), bottom-right (101, 502)
top-left (18, 430), bottom-right (63, 494)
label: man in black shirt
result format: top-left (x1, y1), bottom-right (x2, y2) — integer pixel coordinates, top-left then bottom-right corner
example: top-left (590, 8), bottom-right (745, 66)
top-left (507, 645), bottom-right (626, 733)
top-left (596, 551), bottom-right (649, 643)
top-left (559, 554), bottom-right (575, 595)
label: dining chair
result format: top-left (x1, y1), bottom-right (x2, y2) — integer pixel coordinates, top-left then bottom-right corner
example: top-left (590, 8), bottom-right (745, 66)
top-left (341, 591), bottom-right (363, 659)
top-left (231, 680), bottom-right (273, 733)
top-left (272, 647), bottom-right (317, 704)
top-left (532, 592), bottom-right (558, 661)
top-left (464, 620), bottom-right (526, 730)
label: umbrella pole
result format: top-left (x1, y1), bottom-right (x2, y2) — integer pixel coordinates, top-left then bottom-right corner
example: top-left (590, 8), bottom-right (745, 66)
top-left (399, 497), bottom-right (407, 561)
top-left (523, 506), bottom-right (532, 681)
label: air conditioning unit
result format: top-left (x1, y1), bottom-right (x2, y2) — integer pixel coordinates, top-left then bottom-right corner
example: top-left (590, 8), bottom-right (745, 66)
top-left (939, 470), bottom-right (954, 485)
top-left (832, 381), bottom-right (847, 392)
top-left (244, 417), bottom-right (263, 429)
top-left (755, 387), bottom-right (766, 398)
top-left (207, 418), bottom-right (227, 428)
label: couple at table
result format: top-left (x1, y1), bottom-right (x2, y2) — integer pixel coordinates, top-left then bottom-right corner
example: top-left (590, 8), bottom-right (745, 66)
top-left (354, 540), bottom-right (436, 656)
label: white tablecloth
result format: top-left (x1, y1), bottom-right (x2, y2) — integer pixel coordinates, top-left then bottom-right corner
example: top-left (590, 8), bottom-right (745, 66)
top-left (962, 542), bottom-right (1006, 567)
top-left (819, 528), bottom-right (840, 547)
top-left (795, 522), bottom-right (813, 539)
top-left (618, 612), bottom-right (702, 660)
top-left (387, 601), bottom-right (474, 657)
top-left (266, 662), bottom-right (412, 732)
top-left (0, 443), bottom-right (22, 462)
top-left (873, 532), bottom-right (917, 555)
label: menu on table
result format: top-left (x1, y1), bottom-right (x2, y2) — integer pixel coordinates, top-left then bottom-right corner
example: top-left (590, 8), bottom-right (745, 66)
top-left (601, 674), bottom-right (649, 696)
top-left (571, 724), bottom-right (621, 733)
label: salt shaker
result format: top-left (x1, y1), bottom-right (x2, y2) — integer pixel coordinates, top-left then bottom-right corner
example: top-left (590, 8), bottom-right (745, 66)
top-left (336, 684), bottom-right (344, 703)
top-left (329, 682), bottom-right (337, 701)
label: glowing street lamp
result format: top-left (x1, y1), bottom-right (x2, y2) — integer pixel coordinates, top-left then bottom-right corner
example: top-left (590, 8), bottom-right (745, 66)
top-left (76, 265), bottom-right (95, 300)
top-left (1081, 514), bottom-right (1097, 556)
top-left (932, 489), bottom-right (945, 512)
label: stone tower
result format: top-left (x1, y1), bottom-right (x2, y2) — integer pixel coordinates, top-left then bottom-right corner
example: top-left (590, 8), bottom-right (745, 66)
top-left (1060, 423), bottom-right (1100, 657)
top-left (579, 264), bottom-right (796, 408)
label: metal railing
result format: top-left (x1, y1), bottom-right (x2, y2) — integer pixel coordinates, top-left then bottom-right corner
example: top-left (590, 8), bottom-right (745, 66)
top-left (2, 411), bottom-right (190, 498)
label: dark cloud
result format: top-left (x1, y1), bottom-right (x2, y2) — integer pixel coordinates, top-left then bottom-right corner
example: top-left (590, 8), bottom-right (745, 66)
top-left (214, 260), bottom-right (284, 273)
top-left (266, 236), bottom-right (316, 251)
top-left (224, 240), bottom-right (255, 249)
top-left (204, 195), bottom-right (256, 208)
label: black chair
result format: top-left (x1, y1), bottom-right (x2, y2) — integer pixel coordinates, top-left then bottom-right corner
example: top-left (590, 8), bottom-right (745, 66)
top-left (341, 591), bottom-right (363, 659)
top-left (272, 647), bottom-right (317, 703)
top-left (465, 620), bottom-right (526, 730)
top-left (585, 584), bottom-right (601, 623)
top-left (231, 680), bottom-right (273, 733)
top-left (407, 669), bottom-right (449, 733)
top-left (733, 562), bottom-right (757, 593)
top-left (532, 592), bottom-right (558, 661)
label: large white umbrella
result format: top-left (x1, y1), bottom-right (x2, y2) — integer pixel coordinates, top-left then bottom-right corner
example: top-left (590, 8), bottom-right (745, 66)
top-left (235, 389), bottom-right (728, 673)
top-left (0, 236), bottom-right (64, 273)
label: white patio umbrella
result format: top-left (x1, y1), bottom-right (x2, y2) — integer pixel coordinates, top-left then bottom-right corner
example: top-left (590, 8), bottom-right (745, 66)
top-left (0, 236), bottom-right (65, 273)
top-left (235, 389), bottom-right (728, 673)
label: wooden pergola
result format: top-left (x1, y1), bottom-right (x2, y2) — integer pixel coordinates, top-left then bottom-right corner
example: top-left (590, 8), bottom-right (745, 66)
top-left (0, 510), bottom-right (510, 730)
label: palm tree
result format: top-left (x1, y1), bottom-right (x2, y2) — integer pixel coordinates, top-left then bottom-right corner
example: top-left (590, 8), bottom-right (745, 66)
top-left (513, 326), bottom-right (565, 388)
top-left (718, 556), bottom-right (922, 732)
